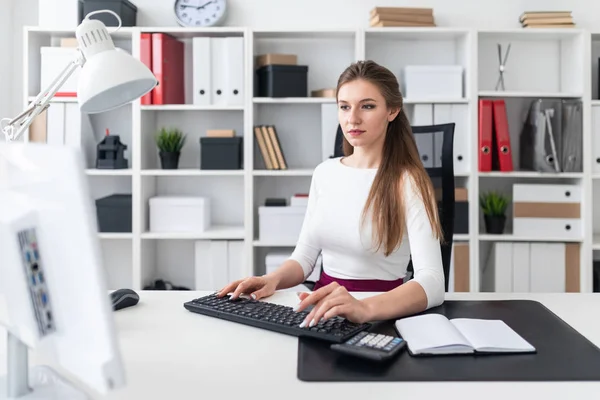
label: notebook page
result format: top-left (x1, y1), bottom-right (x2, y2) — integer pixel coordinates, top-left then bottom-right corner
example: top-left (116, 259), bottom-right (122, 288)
top-left (395, 313), bottom-right (472, 354)
top-left (450, 319), bottom-right (536, 353)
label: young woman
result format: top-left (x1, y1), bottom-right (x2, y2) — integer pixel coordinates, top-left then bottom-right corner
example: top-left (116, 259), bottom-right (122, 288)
top-left (217, 60), bottom-right (445, 326)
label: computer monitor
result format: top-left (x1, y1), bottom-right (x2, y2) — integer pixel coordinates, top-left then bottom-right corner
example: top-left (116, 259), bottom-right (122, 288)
top-left (0, 142), bottom-right (125, 399)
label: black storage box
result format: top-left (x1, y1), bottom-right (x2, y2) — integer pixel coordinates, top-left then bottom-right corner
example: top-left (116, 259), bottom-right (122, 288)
top-left (79, 0), bottom-right (138, 27)
top-left (95, 194), bottom-right (132, 233)
top-left (453, 201), bottom-right (469, 234)
top-left (200, 137), bottom-right (243, 170)
top-left (256, 65), bottom-right (308, 97)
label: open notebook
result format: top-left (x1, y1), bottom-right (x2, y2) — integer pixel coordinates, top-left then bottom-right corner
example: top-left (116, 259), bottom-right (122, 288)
top-left (394, 313), bottom-right (536, 356)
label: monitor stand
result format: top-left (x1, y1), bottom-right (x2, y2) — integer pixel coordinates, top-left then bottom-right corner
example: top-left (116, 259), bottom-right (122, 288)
top-left (0, 331), bottom-right (89, 400)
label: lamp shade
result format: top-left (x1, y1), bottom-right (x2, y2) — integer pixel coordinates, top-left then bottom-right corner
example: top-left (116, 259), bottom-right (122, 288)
top-left (77, 48), bottom-right (157, 114)
top-left (75, 14), bottom-right (157, 114)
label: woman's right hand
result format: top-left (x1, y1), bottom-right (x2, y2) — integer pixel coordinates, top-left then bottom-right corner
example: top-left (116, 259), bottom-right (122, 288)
top-left (215, 275), bottom-right (278, 300)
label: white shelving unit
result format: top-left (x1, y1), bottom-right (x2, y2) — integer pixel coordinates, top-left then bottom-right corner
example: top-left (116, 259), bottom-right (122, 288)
top-left (21, 25), bottom-right (600, 293)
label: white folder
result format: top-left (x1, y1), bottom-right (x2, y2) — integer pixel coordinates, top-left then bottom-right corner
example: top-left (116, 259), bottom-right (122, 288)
top-left (410, 104), bottom-right (433, 167)
top-left (511, 242), bottom-right (530, 293)
top-left (321, 103), bottom-right (339, 161)
top-left (193, 37), bottom-right (212, 106)
top-left (493, 242), bottom-right (513, 293)
top-left (414, 133), bottom-right (433, 168)
top-left (194, 240), bottom-right (212, 290)
top-left (209, 240), bottom-right (229, 290)
top-left (433, 104), bottom-right (470, 174)
top-left (227, 240), bottom-right (246, 282)
top-left (225, 37), bottom-right (244, 106)
top-left (46, 102), bottom-right (65, 145)
top-left (210, 38), bottom-right (227, 106)
top-left (529, 243), bottom-right (565, 293)
top-left (432, 104), bottom-right (450, 168)
top-left (592, 106), bottom-right (600, 174)
top-left (194, 240), bottom-right (230, 290)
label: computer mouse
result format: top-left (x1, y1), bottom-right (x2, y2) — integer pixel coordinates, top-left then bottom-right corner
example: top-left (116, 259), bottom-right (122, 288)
top-left (110, 288), bottom-right (139, 311)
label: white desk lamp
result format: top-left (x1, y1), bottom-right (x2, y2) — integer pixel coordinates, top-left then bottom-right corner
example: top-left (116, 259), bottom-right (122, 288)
top-left (0, 9), bottom-right (156, 400)
top-left (1, 9), bottom-right (157, 142)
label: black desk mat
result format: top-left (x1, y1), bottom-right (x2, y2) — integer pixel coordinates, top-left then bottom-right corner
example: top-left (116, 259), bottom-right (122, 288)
top-left (297, 300), bottom-right (600, 382)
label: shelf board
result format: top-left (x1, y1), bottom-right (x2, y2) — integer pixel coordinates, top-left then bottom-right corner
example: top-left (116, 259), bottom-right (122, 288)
top-left (477, 28), bottom-right (584, 41)
top-left (256, 234), bottom-right (471, 247)
top-left (253, 169), bottom-right (314, 176)
top-left (98, 233), bottom-right (133, 240)
top-left (253, 97), bottom-right (335, 104)
top-left (253, 240), bottom-right (296, 247)
top-left (365, 27), bottom-right (469, 40)
top-left (25, 25), bottom-right (135, 39)
top-left (141, 169), bottom-right (244, 177)
top-left (593, 235), bottom-right (600, 250)
top-left (453, 234), bottom-right (470, 241)
top-left (404, 98), bottom-right (469, 104)
top-left (141, 104), bottom-right (244, 111)
top-left (141, 225), bottom-right (245, 240)
top-left (478, 91), bottom-right (582, 98)
top-left (86, 169), bottom-right (133, 176)
top-left (138, 26), bottom-right (246, 38)
top-left (478, 171), bottom-right (584, 179)
top-left (479, 234), bottom-right (582, 243)
top-left (28, 96), bottom-right (77, 103)
top-left (252, 29), bottom-right (356, 39)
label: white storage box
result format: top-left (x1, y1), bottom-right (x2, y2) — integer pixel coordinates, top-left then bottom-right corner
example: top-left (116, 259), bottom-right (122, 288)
top-left (41, 47), bottom-right (80, 97)
top-left (512, 184), bottom-right (582, 239)
top-left (259, 206), bottom-right (306, 243)
top-left (149, 196), bottom-right (211, 232)
top-left (402, 65), bottom-right (463, 100)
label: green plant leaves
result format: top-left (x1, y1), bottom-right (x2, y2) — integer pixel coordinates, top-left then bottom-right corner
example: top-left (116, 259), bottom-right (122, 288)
top-left (479, 190), bottom-right (509, 216)
top-left (155, 127), bottom-right (186, 153)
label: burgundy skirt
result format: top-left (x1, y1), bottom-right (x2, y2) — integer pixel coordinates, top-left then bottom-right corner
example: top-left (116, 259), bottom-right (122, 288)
top-left (312, 269), bottom-right (404, 292)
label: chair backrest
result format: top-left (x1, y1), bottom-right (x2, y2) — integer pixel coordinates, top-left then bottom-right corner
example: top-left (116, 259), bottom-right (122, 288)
top-left (332, 123), bottom-right (456, 291)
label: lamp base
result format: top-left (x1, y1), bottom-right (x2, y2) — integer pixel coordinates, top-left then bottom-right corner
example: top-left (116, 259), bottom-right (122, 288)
top-left (0, 366), bottom-right (89, 400)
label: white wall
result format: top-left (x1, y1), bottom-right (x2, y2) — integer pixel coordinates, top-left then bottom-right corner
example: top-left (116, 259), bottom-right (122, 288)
top-left (5, 0), bottom-right (600, 117)
top-left (0, 0), bottom-right (14, 131)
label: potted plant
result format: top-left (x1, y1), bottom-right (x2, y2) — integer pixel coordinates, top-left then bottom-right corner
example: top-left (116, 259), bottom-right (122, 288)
top-left (480, 191), bottom-right (509, 234)
top-left (156, 127), bottom-right (186, 169)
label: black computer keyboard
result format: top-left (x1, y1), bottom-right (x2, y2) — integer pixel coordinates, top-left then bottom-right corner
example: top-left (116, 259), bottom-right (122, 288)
top-left (184, 293), bottom-right (371, 343)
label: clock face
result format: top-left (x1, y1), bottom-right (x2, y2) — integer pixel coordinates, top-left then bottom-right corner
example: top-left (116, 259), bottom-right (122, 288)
top-left (174, 0), bottom-right (227, 27)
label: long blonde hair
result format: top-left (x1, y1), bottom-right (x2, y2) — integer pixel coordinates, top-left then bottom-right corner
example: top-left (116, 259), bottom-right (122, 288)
top-left (336, 60), bottom-right (443, 256)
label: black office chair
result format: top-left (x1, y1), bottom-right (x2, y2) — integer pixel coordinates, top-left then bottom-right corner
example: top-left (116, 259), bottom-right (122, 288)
top-left (317, 123), bottom-right (456, 292)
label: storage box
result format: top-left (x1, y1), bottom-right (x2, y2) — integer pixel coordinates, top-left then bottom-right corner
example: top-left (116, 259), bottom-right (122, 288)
top-left (512, 184), bottom-right (582, 239)
top-left (149, 196), bottom-right (211, 232)
top-left (200, 137), bottom-right (243, 170)
top-left (79, 0), bottom-right (137, 27)
top-left (41, 47), bottom-right (80, 97)
top-left (256, 65), bottom-right (308, 97)
top-left (436, 188), bottom-right (468, 234)
top-left (96, 194), bottom-right (132, 232)
top-left (259, 206), bottom-right (306, 243)
top-left (402, 65), bottom-right (463, 100)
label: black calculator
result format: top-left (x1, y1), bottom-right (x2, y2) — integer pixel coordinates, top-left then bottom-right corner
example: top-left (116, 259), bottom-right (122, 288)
top-left (330, 331), bottom-right (406, 361)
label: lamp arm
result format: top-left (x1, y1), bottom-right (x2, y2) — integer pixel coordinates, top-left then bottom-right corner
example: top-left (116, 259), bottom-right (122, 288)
top-left (1, 50), bottom-right (85, 142)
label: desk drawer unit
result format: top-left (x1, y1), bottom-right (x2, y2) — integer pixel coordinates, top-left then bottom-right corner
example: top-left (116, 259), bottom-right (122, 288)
top-left (512, 184), bottom-right (582, 239)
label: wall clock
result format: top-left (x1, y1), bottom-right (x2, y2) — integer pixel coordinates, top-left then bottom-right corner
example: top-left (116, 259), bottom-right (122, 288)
top-left (174, 0), bottom-right (227, 27)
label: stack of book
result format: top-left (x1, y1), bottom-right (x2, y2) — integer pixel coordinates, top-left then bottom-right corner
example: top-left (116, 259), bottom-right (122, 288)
top-left (369, 7), bottom-right (435, 27)
top-left (519, 11), bottom-right (575, 28)
top-left (254, 125), bottom-right (288, 170)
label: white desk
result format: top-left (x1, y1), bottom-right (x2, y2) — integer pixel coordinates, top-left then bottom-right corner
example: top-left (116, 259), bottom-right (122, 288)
top-left (2, 291), bottom-right (600, 399)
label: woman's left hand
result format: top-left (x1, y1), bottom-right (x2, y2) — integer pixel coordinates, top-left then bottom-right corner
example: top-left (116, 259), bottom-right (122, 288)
top-left (294, 282), bottom-right (371, 327)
